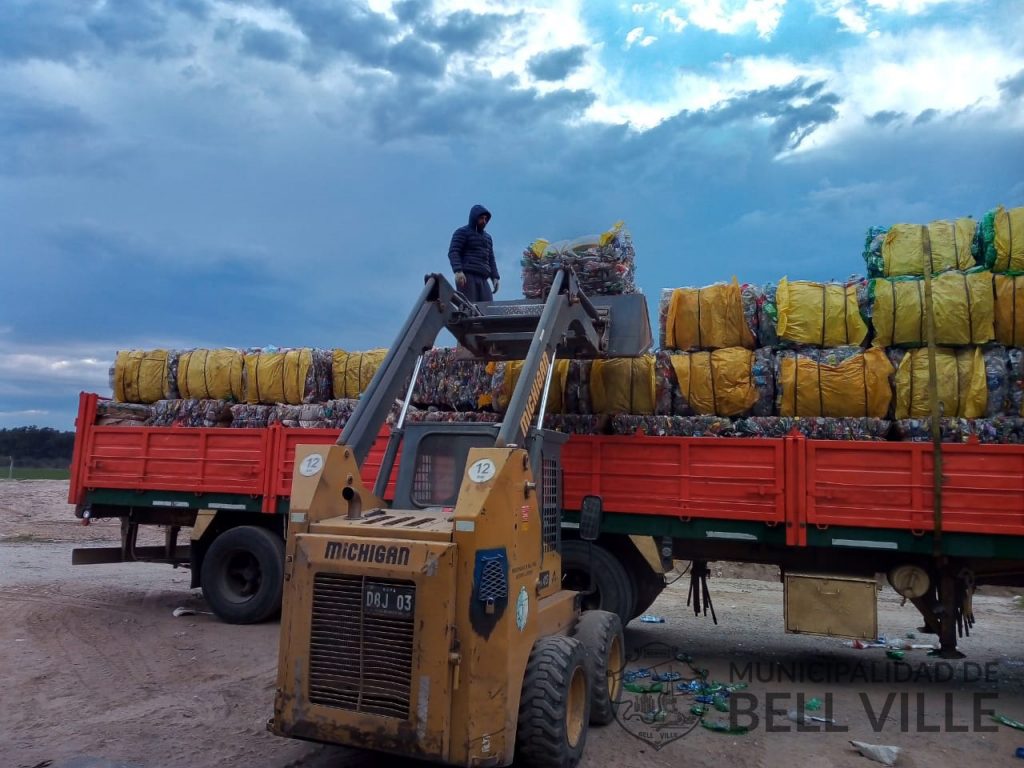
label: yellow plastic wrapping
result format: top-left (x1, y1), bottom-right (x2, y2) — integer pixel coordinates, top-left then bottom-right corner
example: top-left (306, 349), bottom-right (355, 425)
top-left (990, 206), bottom-right (1024, 273)
top-left (591, 355), bottom-right (656, 415)
top-left (778, 348), bottom-right (894, 418)
top-left (870, 270), bottom-right (994, 347)
top-left (177, 349), bottom-right (244, 401)
top-left (496, 359), bottom-right (569, 413)
top-left (244, 349), bottom-right (312, 405)
top-left (776, 279), bottom-right (867, 347)
top-left (667, 349), bottom-right (758, 417)
top-left (113, 350), bottom-right (173, 404)
top-left (993, 273), bottom-right (1024, 346)
top-left (665, 279), bottom-right (755, 351)
top-left (332, 349), bottom-right (387, 399)
top-left (894, 347), bottom-right (987, 419)
top-left (881, 219), bottom-right (977, 276)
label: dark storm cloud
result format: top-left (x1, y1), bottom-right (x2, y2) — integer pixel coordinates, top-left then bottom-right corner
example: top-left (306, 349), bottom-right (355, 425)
top-left (418, 10), bottom-right (520, 55)
top-left (913, 108), bottom-right (939, 125)
top-left (240, 26), bottom-right (295, 63)
top-left (386, 36), bottom-right (446, 78)
top-left (275, 0), bottom-right (395, 68)
top-left (527, 46), bottom-right (588, 81)
top-left (999, 69), bottom-right (1024, 101)
top-left (867, 110), bottom-right (905, 126)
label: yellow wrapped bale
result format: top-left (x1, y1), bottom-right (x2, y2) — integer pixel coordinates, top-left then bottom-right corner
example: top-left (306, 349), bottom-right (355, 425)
top-left (662, 279), bottom-right (756, 351)
top-left (777, 347), bottom-right (894, 418)
top-left (493, 359), bottom-right (569, 414)
top-left (984, 205), bottom-right (1024, 273)
top-left (332, 349), bottom-right (387, 399)
top-left (591, 355), bottom-right (656, 415)
top-left (177, 349), bottom-right (244, 401)
top-left (894, 347), bottom-right (987, 419)
top-left (667, 349), bottom-right (760, 417)
top-left (870, 270), bottom-right (994, 348)
top-left (993, 273), bottom-right (1024, 346)
top-left (879, 219), bottom-right (977, 277)
top-left (112, 349), bottom-right (177, 404)
top-left (775, 278), bottom-right (868, 347)
top-left (244, 349), bottom-right (312, 405)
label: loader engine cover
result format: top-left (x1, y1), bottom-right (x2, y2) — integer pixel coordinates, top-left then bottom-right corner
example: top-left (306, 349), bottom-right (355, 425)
top-left (273, 534), bottom-right (459, 759)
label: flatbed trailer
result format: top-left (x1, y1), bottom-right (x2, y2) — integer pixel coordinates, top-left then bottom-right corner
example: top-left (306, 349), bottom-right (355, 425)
top-left (68, 391), bottom-right (1024, 654)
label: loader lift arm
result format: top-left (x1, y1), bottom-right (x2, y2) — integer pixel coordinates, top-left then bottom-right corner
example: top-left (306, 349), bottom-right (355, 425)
top-left (337, 268), bottom-right (651, 487)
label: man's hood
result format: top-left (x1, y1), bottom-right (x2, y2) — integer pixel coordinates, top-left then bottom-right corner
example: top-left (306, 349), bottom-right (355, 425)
top-left (468, 204), bottom-right (491, 230)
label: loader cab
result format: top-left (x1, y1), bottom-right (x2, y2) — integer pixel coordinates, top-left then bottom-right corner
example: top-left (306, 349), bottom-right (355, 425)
top-left (393, 422), bottom-right (567, 553)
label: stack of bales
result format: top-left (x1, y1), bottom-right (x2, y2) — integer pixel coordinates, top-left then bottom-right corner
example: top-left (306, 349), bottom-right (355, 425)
top-left (862, 210), bottom-right (1024, 441)
top-left (647, 279), bottom-right (770, 436)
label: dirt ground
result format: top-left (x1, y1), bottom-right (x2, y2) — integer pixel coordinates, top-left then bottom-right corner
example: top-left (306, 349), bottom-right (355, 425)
top-left (3, 480), bottom-right (1024, 768)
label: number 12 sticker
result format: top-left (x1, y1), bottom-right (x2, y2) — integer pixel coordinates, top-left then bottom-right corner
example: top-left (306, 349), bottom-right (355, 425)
top-left (468, 458), bottom-right (496, 483)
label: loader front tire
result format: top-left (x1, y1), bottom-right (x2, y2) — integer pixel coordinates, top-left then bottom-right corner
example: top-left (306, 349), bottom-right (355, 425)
top-left (201, 525), bottom-right (284, 624)
top-left (516, 635), bottom-right (591, 768)
top-left (573, 610), bottom-right (624, 725)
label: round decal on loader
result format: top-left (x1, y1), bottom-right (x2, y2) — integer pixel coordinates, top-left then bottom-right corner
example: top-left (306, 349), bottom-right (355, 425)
top-left (298, 454), bottom-right (324, 477)
top-left (515, 586), bottom-right (529, 631)
top-left (468, 458), bottom-right (497, 484)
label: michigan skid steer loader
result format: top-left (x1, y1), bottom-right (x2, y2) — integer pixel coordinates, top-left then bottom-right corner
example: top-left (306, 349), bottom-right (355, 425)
top-left (269, 268), bottom-right (652, 767)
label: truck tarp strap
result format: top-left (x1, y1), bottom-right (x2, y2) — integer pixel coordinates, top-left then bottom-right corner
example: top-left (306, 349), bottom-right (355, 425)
top-left (921, 225), bottom-right (944, 556)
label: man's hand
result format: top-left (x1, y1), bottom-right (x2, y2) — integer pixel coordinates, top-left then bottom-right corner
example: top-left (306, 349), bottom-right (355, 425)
top-left (455, 271), bottom-right (467, 288)
top-left (491, 278), bottom-right (500, 295)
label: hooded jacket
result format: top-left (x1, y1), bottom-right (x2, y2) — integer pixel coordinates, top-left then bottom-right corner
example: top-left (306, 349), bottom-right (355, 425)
top-left (448, 204), bottom-right (499, 279)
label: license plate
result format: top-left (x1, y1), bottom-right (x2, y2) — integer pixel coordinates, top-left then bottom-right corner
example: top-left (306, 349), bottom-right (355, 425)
top-left (364, 582), bottom-right (415, 619)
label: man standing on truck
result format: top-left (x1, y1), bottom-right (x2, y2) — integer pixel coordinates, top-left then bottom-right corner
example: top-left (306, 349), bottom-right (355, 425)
top-left (448, 204), bottom-right (500, 303)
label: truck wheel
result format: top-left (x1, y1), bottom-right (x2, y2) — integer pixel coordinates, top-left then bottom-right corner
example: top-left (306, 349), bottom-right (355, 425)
top-left (516, 635), bottom-right (591, 768)
top-left (632, 569), bottom-right (666, 620)
top-left (200, 525), bottom-right (284, 624)
top-left (561, 539), bottom-right (636, 625)
top-left (572, 610), bottom-right (624, 725)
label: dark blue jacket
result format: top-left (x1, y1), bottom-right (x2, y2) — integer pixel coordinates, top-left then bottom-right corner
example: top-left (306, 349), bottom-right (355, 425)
top-left (448, 204), bottom-right (499, 279)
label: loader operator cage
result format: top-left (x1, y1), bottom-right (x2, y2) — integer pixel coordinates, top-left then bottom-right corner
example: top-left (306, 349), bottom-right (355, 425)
top-left (395, 422), bottom-right (567, 554)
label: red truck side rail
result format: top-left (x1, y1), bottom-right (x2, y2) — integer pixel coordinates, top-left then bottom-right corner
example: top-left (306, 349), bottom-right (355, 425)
top-left (70, 393), bottom-right (1024, 540)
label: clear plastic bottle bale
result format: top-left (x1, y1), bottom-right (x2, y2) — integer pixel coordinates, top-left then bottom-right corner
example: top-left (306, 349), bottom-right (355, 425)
top-left (611, 414), bottom-right (735, 437)
top-left (521, 221), bottom-right (636, 299)
top-left (981, 205), bottom-right (1024, 273)
top-left (733, 416), bottom-right (891, 440)
top-left (863, 218), bottom-right (979, 279)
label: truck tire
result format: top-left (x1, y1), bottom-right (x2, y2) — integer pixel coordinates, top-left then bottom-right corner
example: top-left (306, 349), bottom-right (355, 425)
top-left (516, 635), bottom-right (591, 768)
top-left (572, 610), bottom-right (624, 725)
top-left (632, 568), bottom-right (666, 620)
top-left (561, 539), bottom-right (636, 625)
top-left (200, 525), bottom-right (284, 624)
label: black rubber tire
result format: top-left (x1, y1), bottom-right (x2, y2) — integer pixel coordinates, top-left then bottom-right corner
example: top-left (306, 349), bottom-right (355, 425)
top-left (561, 539), bottom-right (636, 625)
top-left (572, 610), bottom-right (625, 725)
top-left (632, 568), bottom-right (666, 619)
top-left (200, 525), bottom-right (285, 624)
top-left (516, 635), bottom-right (591, 768)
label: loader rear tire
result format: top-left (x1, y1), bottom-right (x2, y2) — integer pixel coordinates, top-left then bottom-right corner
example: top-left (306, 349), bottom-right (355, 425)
top-left (560, 539), bottom-right (636, 626)
top-left (572, 610), bottom-right (624, 725)
top-left (516, 635), bottom-right (590, 768)
top-left (201, 525), bottom-right (284, 624)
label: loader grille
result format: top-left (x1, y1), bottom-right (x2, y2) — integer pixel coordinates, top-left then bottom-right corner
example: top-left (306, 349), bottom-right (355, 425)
top-left (542, 457), bottom-right (560, 554)
top-left (308, 573), bottom-right (415, 719)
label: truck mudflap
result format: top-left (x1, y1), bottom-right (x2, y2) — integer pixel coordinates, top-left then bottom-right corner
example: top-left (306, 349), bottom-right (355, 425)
top-left (274, 535), bottom-right (458, 762)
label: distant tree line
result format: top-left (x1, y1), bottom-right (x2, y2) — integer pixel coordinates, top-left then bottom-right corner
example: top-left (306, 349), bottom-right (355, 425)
top-left (0, 427), bottom-right (75, 469)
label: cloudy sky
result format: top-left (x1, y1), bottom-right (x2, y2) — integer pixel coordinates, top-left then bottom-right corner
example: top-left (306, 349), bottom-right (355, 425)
top-left (1, 0), bottom-right (1022, 430)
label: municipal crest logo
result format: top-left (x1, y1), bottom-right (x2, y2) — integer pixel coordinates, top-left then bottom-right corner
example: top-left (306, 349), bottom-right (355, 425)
top-left (613, 642), bottom-right (701, 749)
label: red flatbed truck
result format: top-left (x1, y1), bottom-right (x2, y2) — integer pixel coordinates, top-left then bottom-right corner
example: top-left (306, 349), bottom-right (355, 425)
top-left (68, 390), bottom-right (1024, 656)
